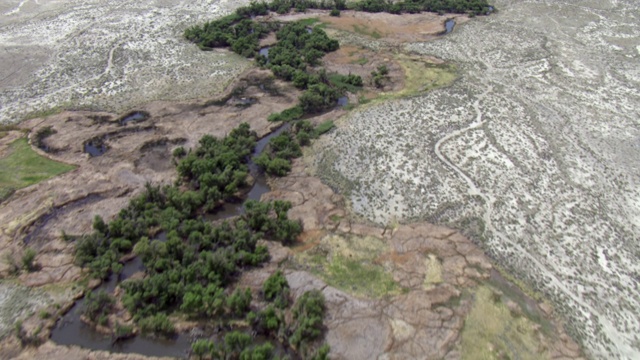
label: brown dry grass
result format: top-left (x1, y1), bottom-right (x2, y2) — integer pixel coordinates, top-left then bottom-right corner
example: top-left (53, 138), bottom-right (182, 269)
top-left (319, 11), bottom-right (469, 42)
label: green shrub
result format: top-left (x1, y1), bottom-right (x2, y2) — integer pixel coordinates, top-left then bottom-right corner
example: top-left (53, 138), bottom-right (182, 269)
top-left (268, 106), bottom-right (304, 122)
top-left (296, 131), bottom-right (311, 146)
top-left (310, 344), bottom-right (331, 360)
top-left (289, 290), bottom-right (326, 349)
top-left (138, 313), bottom-right (175, 336)
top-left (192, 339), bottom-right (215, 358)
top-left (21, 247), bottom-right (37, 272)
top-left (83, 290), bottom-right (114, 321)
top-left (240, 342), bottom-right (275, 360)
top-left (264, 156), bottom-right (292, 176)
top-left (227, 288), bottom-right (252, 317)
top-left (225, 331), bottom-right (252, 354)
top-left (330, 8), bottom-right (341, 16)
top-left (252, 305), bottom-right (283, 335)
top-left (263, 270), bottom-right (289, 308)
top-left (314, 120), bottom-right (335, 136)
top-left (114, 322), bottom-right (135, 339)
top-left (172, 146), bottom-right (187, 158)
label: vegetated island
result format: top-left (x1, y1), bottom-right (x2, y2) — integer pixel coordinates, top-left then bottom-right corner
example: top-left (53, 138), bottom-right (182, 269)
top-left (0, 1), bottom-right (584, 360)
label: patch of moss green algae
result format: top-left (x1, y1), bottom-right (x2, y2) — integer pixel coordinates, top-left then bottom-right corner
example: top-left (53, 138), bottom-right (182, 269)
top-left (295, 233), bottom-right (401, 298)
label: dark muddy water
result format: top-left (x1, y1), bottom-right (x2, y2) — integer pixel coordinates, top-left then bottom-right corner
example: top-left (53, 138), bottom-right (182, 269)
top-left (84, 140), bottom-right (107, 157)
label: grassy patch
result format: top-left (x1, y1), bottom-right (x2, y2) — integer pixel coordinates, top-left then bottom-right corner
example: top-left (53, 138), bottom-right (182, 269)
top-left (295, 233), bottom-right (401, 298)
top-left (314, 120), bottom-right (335, 136)
top-left (396, 57), bottom-right (457, 97)
top-left (350, 57), bottom-right (368, 65)
top-left (296, 17), bottom-right (320, 27)
top-left (352, 24), bottom-right (382, 39)
top-left (324, 255), bottom-right (399, 298)
top-left (0, 138), bottom-right (75, 201)
top-left (461, 286), bottom-right (550, 360)
top-left (488, 266), bottom-right (554, 335)
top-left (329, 74), bottom-right (362, 93)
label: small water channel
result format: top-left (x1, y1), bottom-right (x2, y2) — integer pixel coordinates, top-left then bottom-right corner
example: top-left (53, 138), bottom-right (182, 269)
top-left (51, 123), bottom-right (291, 357)
top-left (50, 251), bottom-right (192, 358)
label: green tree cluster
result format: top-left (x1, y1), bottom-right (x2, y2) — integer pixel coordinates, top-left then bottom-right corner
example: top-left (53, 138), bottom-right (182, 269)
top-left (371, 64), bottom-right (390, 88)
top-left (289, 289), bottom-right (326, 352)
top-left (184, 13), bottom-right (276, 56)
top-left (192, 333), bottom-right (275, 360)
top-left (354, 0), bottom-right (491, 15)
top-left (138, 313), bottom-right (175, 336)
top-left (82, 290), bottom-right (115, 326)
top-left (187, 10), bottom-right (361, 120)
top-left (262, 270), bottom-right (290, 308)
top-left (254, 120), bottom-right (333, 177)
top-left (75, 126), bottom-right (259, 280)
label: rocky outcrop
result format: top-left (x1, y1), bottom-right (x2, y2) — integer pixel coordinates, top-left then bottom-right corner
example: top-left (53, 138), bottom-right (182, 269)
top-left (260, 157), bottom-right (584, 360)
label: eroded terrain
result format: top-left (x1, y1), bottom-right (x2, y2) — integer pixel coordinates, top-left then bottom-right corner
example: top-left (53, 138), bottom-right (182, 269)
top-left (317, 0), bottom-right (640, 358)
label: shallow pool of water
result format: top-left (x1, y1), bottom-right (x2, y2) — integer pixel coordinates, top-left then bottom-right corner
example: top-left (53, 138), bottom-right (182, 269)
top-left (444, 19), bottom-right (455, 34)
top-left (119, 111), bottom-right (149, 126)
top-left (84, 141), bottom-right (107, 157)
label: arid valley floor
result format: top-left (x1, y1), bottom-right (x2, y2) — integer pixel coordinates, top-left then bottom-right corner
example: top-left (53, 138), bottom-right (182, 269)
top-left (0, 0), bottom-right (639, 359)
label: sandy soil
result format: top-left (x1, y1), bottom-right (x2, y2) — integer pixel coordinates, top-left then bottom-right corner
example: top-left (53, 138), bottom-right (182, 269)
top-left (0, 0), bottom-right (256, 123)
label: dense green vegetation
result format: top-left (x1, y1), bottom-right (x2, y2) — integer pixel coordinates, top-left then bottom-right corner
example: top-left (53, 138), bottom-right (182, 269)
top-left (192, 274), bottom-right (330, 359)
top-left (138, 314), bottom-right (175, 336)
top-left (82, 290), bottom-right (115, 326)
top-left (354, 0), bottom-right (491, 15)
top-left (185, 0), bottom-right (490, 122)
top-left (262, 270), bottom-right (290, 308)
top-left (254, 120), bottom-right (334, 176)
top-left (370, 64), bottom-right (390, 88)
top-left (289, 289), bottom-right (326, 352)
top-left (74, 123), bottom-right (329, 356)
top-left (185, 5), bottom-right (360, 120)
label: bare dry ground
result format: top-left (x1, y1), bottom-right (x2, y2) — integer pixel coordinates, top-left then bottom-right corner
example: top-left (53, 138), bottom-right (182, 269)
top-left (317, 0), bottom-right (640, 358)
top-left (0, 0), bottom-right (255, 123)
